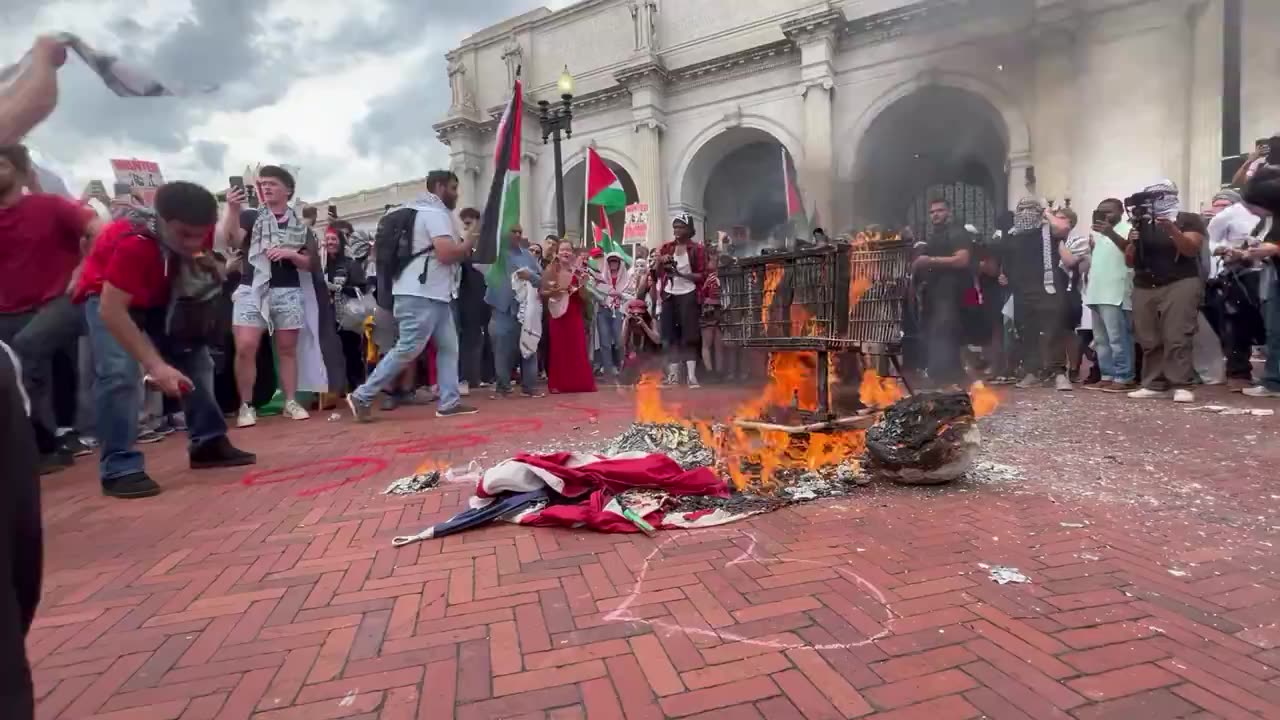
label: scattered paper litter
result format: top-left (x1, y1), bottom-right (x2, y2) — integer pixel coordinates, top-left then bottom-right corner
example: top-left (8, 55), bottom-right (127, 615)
top-left (1059, 521), bottom-right (1088, 528)
top-left (1188, 405), bottom-right (1275, 417)
top-left (988, 566), bottom-right (1030, 584)
top-left (384, 471), bottom-right (440, 495)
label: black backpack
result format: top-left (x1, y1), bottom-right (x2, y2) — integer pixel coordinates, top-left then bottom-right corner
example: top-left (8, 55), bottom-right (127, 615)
top-left (374, 207), bottom-right (430, 310)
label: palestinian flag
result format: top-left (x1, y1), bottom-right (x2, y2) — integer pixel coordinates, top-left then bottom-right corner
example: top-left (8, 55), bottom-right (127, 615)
top-left (585, 147), bottom-right (626, 212)
top-left (593, 206), bottom-right (632, 265)
top-left (782, 147), bottom-right (810, 240)
top-left (479, 79), bottom-right (522, 283)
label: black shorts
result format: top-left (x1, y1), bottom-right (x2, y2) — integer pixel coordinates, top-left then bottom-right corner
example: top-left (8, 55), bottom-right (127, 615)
top-left (660, 292), bottom-right (700, 348)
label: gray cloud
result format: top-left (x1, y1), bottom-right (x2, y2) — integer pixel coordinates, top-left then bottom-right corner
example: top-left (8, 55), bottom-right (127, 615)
top-left (11, 0), bottom-right (557, 197)
top-left (193, 140), bottom-right (228, 171)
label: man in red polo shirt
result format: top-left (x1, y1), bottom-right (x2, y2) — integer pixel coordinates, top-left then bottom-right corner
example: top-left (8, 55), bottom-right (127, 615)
top-left (75, 181), bottom-right (255, 499)
top-left (0, 143), bottom-right (102, 473)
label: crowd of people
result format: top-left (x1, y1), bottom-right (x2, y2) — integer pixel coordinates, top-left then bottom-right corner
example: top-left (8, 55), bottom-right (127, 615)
top-left (909, 156), bottom-right (1280, 405)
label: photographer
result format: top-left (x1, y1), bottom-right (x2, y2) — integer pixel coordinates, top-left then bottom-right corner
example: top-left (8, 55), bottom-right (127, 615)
top-left (1203, 190), bottom-right (1263, 388)
top-left (1231, 135), bottom-right (1278, 188)
top-left (1124, 181), bottom-right (1207, 403)
top-left (1239, 165), bottom-right (1280, 398)
top-left (655, 214), bottom-right (705, 388)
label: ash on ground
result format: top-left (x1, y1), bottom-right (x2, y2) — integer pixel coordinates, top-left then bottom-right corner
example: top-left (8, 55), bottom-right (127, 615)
top-left (604, 422), bottom-right (717, 470)
top-left (604, 422), bottom-right (870, 513)
top-left (384, 471), bottom-right (441, 495)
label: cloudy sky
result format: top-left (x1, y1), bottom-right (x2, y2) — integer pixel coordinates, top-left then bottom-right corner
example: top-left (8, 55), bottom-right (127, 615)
top-left (3, 0), bottom-right (572, 201)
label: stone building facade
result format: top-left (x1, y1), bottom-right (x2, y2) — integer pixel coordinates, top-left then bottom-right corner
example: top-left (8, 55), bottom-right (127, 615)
top-left (326, 0), bottom-right (1279, 252)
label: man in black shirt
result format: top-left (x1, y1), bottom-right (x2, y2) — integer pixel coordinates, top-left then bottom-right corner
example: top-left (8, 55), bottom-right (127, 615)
top-left (1125, 180), bottom-right (1206, 403)
top-left (912, 198), bottom-right (973, 387)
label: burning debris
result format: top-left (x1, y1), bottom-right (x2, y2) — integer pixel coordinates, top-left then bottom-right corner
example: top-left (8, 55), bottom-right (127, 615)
top-left (604, 422), bottom-right (717, 470)
top-left (865, 391), bottom-right (981, 485)
top-left (384, 470), bottom-right (441, 495)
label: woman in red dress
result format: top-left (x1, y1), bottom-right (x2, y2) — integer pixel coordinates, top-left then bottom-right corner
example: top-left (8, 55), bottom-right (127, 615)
top-left (542, 241), bottom-right (597, 394)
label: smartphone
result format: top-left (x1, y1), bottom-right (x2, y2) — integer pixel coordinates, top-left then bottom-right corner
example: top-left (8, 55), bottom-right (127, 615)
top-left (1092, 209), bottom-right (1107, 224)
top-left (328, 204), bottom-right (338, 218)
top-left (229, 175), bottom-right (245, 193)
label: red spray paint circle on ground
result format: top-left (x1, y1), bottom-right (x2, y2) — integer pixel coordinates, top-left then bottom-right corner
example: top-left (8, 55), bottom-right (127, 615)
top-left (240, 456), bottom-right (388, 497)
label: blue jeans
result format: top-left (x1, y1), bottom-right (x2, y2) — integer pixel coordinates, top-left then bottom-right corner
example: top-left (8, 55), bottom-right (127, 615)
top-left (488, 311), bottom-right (537, 394)
top-left (1263, 290), bottom-right (1280, 391)
top-left (84, 296), bottom-right (227, 484)
top-left (596, 307), bottom-right (623, 375)
top-left (1089, 304), bottom-right (1134, 383)
top-left (353, 296), bottom-right (459, 410)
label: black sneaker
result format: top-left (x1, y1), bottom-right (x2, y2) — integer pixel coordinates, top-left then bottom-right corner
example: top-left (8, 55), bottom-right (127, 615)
top-left (436, 404), bottom-right (479, 418)
top-left (492, 387), bottom-right (513, 399)
top-left (380, 392), bottom-right (400, 412)
top-left (348, 394), bottom-right (373, 423)
top-left (103, 472), bottom-right (162, 499)
top-left (61, 434), bottom-right (93, 458)
top-left (39, 451), bottom-right (74, 476)
top-left (190, 436), bottom-right (257, 469)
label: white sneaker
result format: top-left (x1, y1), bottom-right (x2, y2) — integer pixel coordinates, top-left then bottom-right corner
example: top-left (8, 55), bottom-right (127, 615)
top-left (1242, 386), bottom-right (1280, 398)
top-left (1015, 373), bottom-right (1041, 389)
top-left (458, 381), bottom-right (471, 397)
top-left (1054, 374), bottom-right (1073, 392)
top-left (1173, 389), bottom-right (1195, 403)
top-left (687, 374), bottom-right (701, 389)
top-left (236, 404), bottom-right (257, 428)
top-left (1127, 388), bottom-right (1169, 400)
top-left (283, 400), bottom-right (310, 420)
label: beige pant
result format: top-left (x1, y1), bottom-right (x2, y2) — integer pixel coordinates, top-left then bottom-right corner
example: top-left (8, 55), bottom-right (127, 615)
top-left (1132, 276), bottom-right (1203, 388)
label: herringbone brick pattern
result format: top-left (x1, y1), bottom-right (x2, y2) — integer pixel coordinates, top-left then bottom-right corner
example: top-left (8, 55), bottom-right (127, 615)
top-left (30, 387), bottom-right (1280, 718)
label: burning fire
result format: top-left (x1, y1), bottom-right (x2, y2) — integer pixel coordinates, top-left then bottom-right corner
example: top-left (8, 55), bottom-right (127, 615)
top-left (859, 369), bottom-right (904, 408)
top-left (790, 304), bottom-right (815, 336)
top-left (414, 458), bottom-right (450, 475)
top-left (636, 373), bottom-right (682, 424)
top-left (761, 266), bottom-right (785, 328)
top-left (848, 275), bottom-right (873, 310)
top-left (968, 381), bottom-right (1000, 418)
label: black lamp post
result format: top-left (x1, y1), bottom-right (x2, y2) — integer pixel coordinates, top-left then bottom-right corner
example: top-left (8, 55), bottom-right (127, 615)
top-left (538, 65), bottom-right (576, 239)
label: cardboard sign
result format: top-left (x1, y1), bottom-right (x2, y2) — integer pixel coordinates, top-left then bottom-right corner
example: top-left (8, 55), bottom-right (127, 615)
top-left (109, 158), bottom-right (164, 205)
top-left (623, 202), bottom-right (648, 242)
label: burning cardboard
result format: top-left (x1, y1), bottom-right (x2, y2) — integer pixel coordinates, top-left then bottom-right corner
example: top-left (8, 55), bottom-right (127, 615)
top-left (864, 390), bottom-right (981, 485)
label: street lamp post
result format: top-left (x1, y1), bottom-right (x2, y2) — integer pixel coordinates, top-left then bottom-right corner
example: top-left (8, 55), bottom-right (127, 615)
top-left (538, 66), bottom-right (576, 239)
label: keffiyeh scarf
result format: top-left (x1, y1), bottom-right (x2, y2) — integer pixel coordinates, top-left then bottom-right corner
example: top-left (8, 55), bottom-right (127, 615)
top-left (1, 33), bottom-right (215, 97)
top-left (1145, 179), bottom-right (1181, 220)
top-left (1013, 197), bottom-right (1056, 295)
top-left (248, 206), bottom-right (310, 331)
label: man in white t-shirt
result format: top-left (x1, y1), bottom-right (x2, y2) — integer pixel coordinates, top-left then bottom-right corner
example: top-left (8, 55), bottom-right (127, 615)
top-left (347, 171), bottom-right (477, 420)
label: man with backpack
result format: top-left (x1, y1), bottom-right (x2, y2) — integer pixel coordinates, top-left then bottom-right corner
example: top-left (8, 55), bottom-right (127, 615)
top-left (73, 181), bottom-right (257, 498)
top-left (348, 170), bottom-right (478, 420)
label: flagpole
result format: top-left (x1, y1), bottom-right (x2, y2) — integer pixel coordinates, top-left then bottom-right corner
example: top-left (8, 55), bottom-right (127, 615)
top-left (583, 153), bottom-right (591, 248)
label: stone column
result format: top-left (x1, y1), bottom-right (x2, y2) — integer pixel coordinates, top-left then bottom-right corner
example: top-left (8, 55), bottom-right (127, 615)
top-left (433, 117), bottom-right (485, 209)
top-left (783, 7), bottom-right (845, 233)
top-left (616, 57), bottom-right (669, 249)
top-left (1187, 1), bottom-right (1223, 206)
top-left (1007, 151), bottom-right (1034, 208)
top-left (520, 149), bottom-right (537, 236)
top-left (1029, 17), bottom-right (1079, 204)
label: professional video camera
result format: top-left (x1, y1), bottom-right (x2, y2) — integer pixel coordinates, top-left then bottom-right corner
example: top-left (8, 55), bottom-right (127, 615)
top-left (1123, 190), bottom-right (1167, 223)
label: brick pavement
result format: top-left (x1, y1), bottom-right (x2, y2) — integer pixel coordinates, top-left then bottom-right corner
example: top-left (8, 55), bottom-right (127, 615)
top-left (29, 384), bottom-right (1280, 718)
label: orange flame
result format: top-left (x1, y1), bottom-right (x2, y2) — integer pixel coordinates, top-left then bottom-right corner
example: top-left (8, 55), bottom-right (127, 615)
top-left (859, 369), bottom-right (904, 408)
top-left (848, 275), bottom-right (873, 310)
top-left (761, 266), bottom-right (785, 328)
top-left (414, 458), bottom-right (450, 475)
top-left (636, 373), bottom-right (681, 424)
top-left (790, 304), bottom-right (814, 336)
top-left (969, 381), bottom-right (1000, 418)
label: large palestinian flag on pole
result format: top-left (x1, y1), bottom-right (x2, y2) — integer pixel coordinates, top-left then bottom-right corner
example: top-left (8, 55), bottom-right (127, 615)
top-left (479, 78), bottom-right (522, 284)
top-left (585, 147), bottom-right (626, 212)
top-left (782, 147), bottom-right (810, 241)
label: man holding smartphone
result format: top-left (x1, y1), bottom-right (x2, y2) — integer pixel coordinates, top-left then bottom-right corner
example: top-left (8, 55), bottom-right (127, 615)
top-left (1084, 199), bottom-right (1136, 392)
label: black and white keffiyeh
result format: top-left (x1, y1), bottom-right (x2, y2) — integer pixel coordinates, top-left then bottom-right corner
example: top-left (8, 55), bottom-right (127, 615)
top-left (1, 33), bottom-right (215, 97)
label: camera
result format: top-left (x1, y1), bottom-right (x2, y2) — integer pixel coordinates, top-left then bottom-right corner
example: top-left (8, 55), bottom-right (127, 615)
top-left (1123, 190), bottom-right (1165, 223)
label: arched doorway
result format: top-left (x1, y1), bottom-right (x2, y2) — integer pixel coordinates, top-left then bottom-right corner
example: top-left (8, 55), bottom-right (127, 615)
top-left (676, 126), bottom-right (801, 256)
top-left (852, 86), bottom-right (1009, 240)
top-left (557, 156), bottom-right (640, 246)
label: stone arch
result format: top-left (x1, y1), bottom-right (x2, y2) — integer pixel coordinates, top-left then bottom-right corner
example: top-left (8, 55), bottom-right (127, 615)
top-left (838, 70), bottom-right (1031, 181)
top-left (540, 143), bottom-right (640, 243)
top-left (671, 117), bottom-right (805, 248)
top-left (842, 72), bottom-right (1028, 237)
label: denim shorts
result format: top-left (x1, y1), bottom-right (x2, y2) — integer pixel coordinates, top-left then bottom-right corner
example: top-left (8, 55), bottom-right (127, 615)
top-left (231, 286), bottom-right (305, 331)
